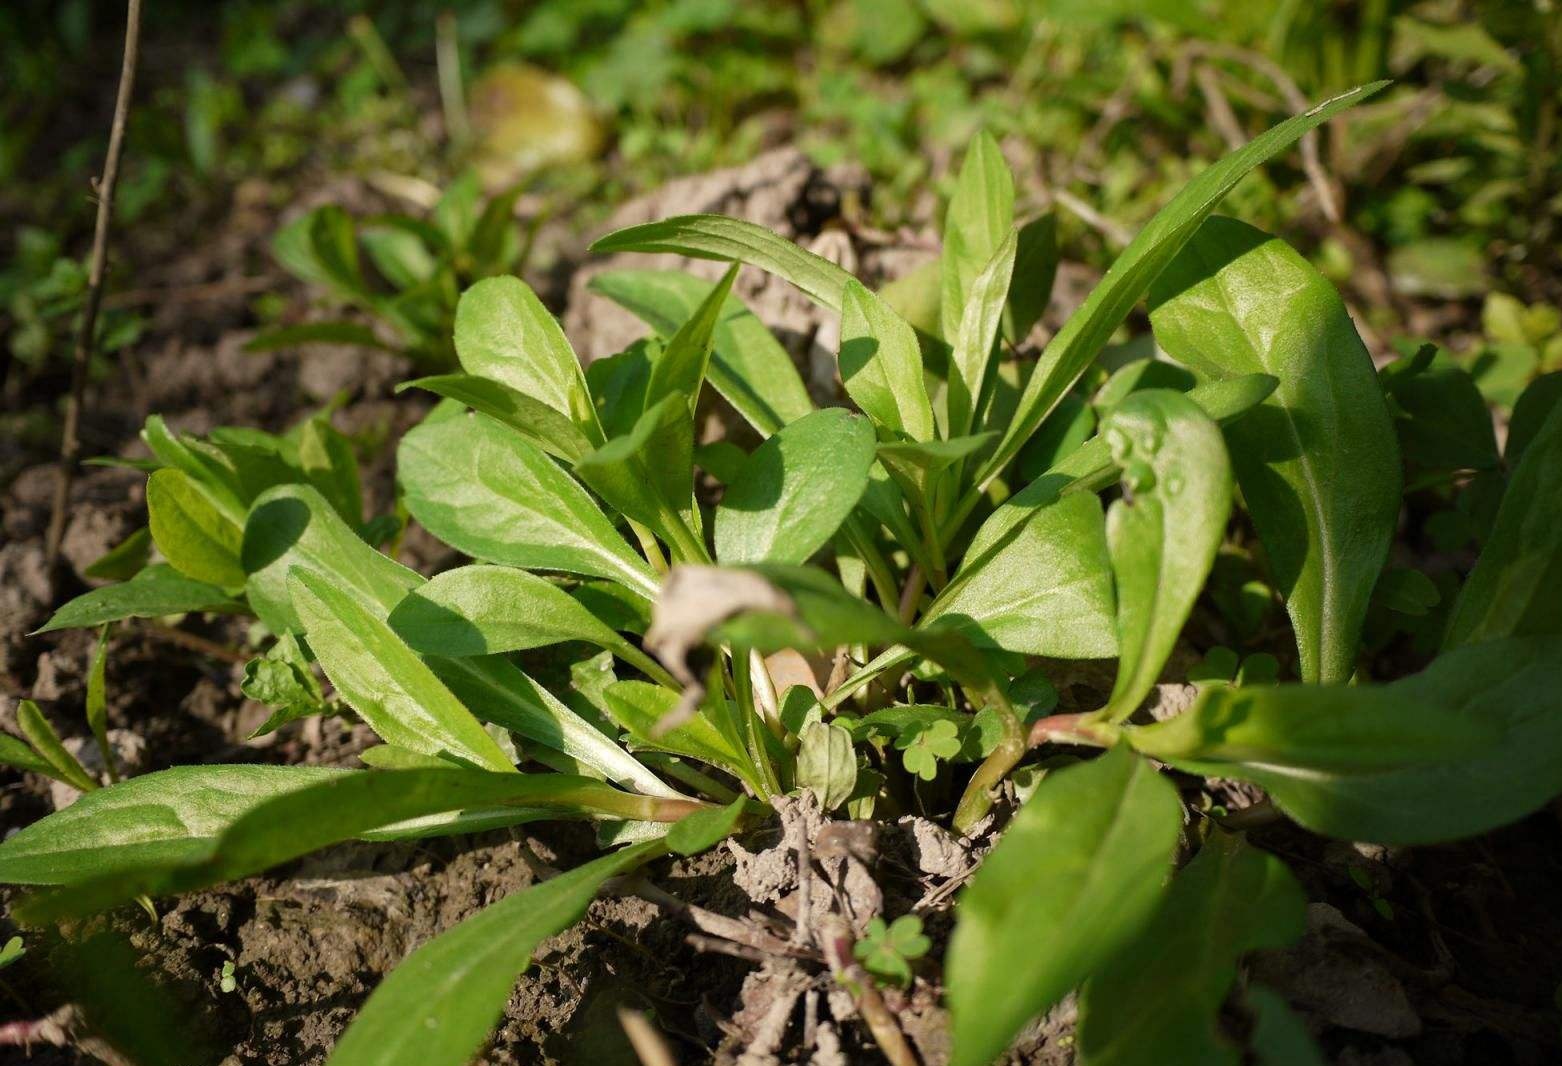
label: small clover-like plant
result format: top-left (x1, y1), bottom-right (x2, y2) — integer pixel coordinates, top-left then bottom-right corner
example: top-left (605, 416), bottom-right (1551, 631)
top-left (7, 81), bottom-right (1562, 1066)
top-left (854, 915), bottom-right (931, 987)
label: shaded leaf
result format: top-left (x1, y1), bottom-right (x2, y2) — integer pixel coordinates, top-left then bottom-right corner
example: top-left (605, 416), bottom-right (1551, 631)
top-left (941, 130), bottom-right (1015, 343)
top-left (644, 263), bottom-right (738, 413)
top-left (147, 468), bottom-right (247, 589)
top-left (398, 373), bottom-right (595, 464)
top-left (840, 281), bottom-right (936, 441)
top-left (574, 393), bottom-right (701, 560)
top-left (36, 564), bottom-right (240, 634)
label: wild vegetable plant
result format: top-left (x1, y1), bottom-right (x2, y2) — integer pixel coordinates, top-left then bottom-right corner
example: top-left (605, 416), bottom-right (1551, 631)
top-left (250, 170), bottom-right (531, 368)
top-left (8, 81), bottom-right (1562, 1064)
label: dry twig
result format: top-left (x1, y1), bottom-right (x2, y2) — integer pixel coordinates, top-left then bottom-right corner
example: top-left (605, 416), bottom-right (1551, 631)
top-left (45, 0), bottom-right (145, 574)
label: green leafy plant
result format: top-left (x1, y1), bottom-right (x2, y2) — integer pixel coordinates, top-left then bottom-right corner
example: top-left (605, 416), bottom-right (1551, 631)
top-left (9, 85), bottom-right (1562, 1064)
top-left (250, 171), bottom-right (530, 368)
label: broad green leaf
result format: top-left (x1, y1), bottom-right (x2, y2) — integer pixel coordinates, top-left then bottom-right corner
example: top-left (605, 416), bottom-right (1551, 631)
top-left (1381, 351), bottom-right (1499, 473)
top-left (244, 321), bottom-right (393, 354)
top-left (715, 408), bottom-right (876, 565)
top-left (840, 281), bottom-right (936, 441)
top-left (947, 746), bottom-right (1182, 1066)
top-left (590, 214), bottom-right (856, 313)
top-left (796, 720), bottom-right (858, 811)
top-left (1247, 986), bottom-right (1328, 1066)
top-left (360, 222), bottom-right (437, 288)
top-left (453, 276), bottom-right (602, 441)
top-left (17, 701), bottom-right (96, 793)
top-left (36, 564), bottom-right (240, 634)
top-left (973, 83), bottom-right (1386, 501)
top-left (923, 491), bottom-right (1116, 658)
top-left (147, 468), bottom-right (246, 589)
top-left (589, 269), bottom-right (814, 435)
top-left (644, 263), bottom-right (739, 412)
top-left (399, 412), bottom-right (660, 598)
top-left (272, 206), bottom-right (368, 303)
top-left (244, 485), bottom-right (422, 636)
top-left (398, 373), bottom-right (595, 463)
top-left (1128, 634), bottom-right (1562, 844)
top-left (877, 432), bottom-right (996, 485)
top-left (0, 764), bottom-right (341, 884)
top-left (297, 417), bottom-right (363, 530)
top-left (947, 232), bottom-right (1018, 438)
top-left (288, 568), bottom-right (515, 773)
top-left (325, 840), bottom-right (665, 1066)
top-left (140, 415), bottom-right (242, 512)
top-left (941, 130), bottom-right (1015, 342)
top-left (602, 680), bottom-right (748, 774)
top-left (14, 770), bottom-right (682, 921)
top-left (1505, 371), bottom-right (1562, 466)
top-left (1442, 402), bottom-right (1562, 648)
top-left (574, 393), bottom-right (703, 561)
top-left (389, 564), bottom-right (646, 665)
top-left (1077, 832), bottom-right (1305, 1066)
top-left (432, 170), bottom-right (481, 250)
top-left (1100, 392), bottom-right (1233, 720)
top-left (1149, 217), bottom-right (1400, 683)
top-left (667, 796), bottom-right (749, 856)
top-left (83, 526), bottom-right (152, 582)
top-left (243, 486), bottom-right (672, 798)
top-left (1003, 213), bottom-right (1059, 344)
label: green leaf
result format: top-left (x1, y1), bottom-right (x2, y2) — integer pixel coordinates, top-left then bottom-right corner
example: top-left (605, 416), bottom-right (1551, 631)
top-left (574, 393), bottom-right (702, 560)
top-left (715, 408), bottom-right (877, 565)
top-left (244, 321), bottom-right (393, 353)
top-left (877, 432), bottom-right (997, 484)
top-left (796, 720), bottom-right (858, 810)
top-left (398, 373), bottom-right (594, 463)
top-left (1443, 402), bottom-right (1562, 648)
top-left (589, 270), bottom-right (814, 436)
top-left (590, 214), bottom-right (856, 313)
top-left (644, 263), bottom-right (739, 413)
top-left (1381, 350), bottom-right (1499, 473)
top-left (666, 796), bottom-right (748, 856)
top-left (360, 222), bottom-right (438, 289)
top-left (1100, 392), bottom-right (1233, 720)
top-left (1247, 986), bottom-right (1328, 1066)
top-left (1077, 832), bottom-right (1306, 1066)
top-left (0, 732), bottom-right (54, 779)
top-left (1149, 217), bottom-right (1400, 683)
top-left (399, 412), bottom-right (660, 598)
top-left (602, 680), bottom-right (749, 775)
top-left (453, 276), bottom-right (602, 441)
top-left (36, 564), bottom-right (240, 634)
top-left (433, 170), bottom-right (481, 250)
top-left (974, 83), bottom-right (1386, 502)
top-left (242, 632), bottom-right (328, 737)
top-left (297, 417), bottom-right (363, 530)
top-left (1127, 634), bottom-right (1562, 844)
top-left (18, 700), bottom-right (97, 793)
top-left (12, 769), bottom-right (678, 921)
top-left (82, 526), bottom-right (152, 582)
top-left (941, 130), bottom-right (1015, 342)
top-left (1003, 214), bottom-right (1059, 345)
top-left (147, 468), bottom-right (247, 589)
top-left (288, 568), bottom-right (516, 773)
top-left (1505, 372), bottom-right (1562, 467)
top-left (947, 232), bottom-right (1018, 438)
top-left (272, 206), bottom-right (368, 303)
top-left (923, 491), bottom-right (1116, 658)
top-left (840, 281), bottom-right (936, 442)
top-left (324, 840), bottom-right (665, 1066)
top-left (946, 746), bottom-right (1182, 1066)
top-left (389, 564), bottom-right (642, 662)
top-left (85, 626), bottom-right (114, 781)
top-left (0, 764), bottom-right (341, 884)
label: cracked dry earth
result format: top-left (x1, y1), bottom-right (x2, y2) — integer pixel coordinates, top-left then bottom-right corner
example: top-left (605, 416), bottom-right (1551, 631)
top-left (3, 146), bottom-right (1562, 1065)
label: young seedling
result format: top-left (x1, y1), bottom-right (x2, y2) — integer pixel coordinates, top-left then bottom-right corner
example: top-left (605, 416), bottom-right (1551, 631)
top-left (9, 83), bottom-right (1562, 1066)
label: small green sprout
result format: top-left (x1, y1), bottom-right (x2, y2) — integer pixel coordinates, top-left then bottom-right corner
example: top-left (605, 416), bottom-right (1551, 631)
top-left (897, 719), bottom-right (962, 781)
top-left (853, 915), bottom-right (931, 987)
top-left (220, 960), bottom-right (237, 993)
top-left (0, 936), bottom-right (24, 971)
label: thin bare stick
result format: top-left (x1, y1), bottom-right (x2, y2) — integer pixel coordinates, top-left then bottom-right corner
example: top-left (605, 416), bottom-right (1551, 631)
top-left (618, 1008), bottom-right (679, 1066)
top-left (136, 623), bottom-right (249, 666)
top-left (45, 0), bottom-right (145, 572)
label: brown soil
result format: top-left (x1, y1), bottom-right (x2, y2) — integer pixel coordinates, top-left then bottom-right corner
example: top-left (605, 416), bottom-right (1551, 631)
top-left (2, 148), bottom-right (1561, 1066)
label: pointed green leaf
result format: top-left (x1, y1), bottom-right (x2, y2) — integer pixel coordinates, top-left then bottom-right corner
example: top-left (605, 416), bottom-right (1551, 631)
top-left (83, 526), bottom-right (152, 581)
top-left (1128, 634), bottom-right (1562, 844)
top-left (644, 263), bottom-right (738, 413)
top-left (924, 491), bottom-right (1116, 658)
top-left (574, 393), bottom-right (702, 560)
top-left (590, 214), bottom-right (856, 313)
top-left (974, 83), bottom-right (1387, 502)
top-left (398, 373), bottom-right (594, 463)
top-left (288, 568), bottom-right (515, 773)
top-left (1443, 402), bottom-right (1562, 648)
top-left (715, 408), bottom-right (877, 565)
top-left (947, 231), bottom-right (1018, 437)
top-left (17, 701), bottom-right (97, 793)
top-left (399, 412), bottom-right (660, 598)
top-left (947, 746), bottom-right (1182, 1066)
top-left (147, 468), bottom-right (246, 589)
top-left (454, 275), bottom-right (601, 440)
top-left (1003, 213), bottom-right (1059, 344)
top-left (602, 680), bottom-right (748, 772)
top-left (1077, 832), bottom-right (1306, 1066)
top-left (325, 840), bottom-right (665, 1066)
top-left (36, 564), bottom-right (241, 634)
top-left (244, 321), bottom-right (394, 354)
top-left (941, 130), bottom-right (1015, 342)
top-left (590, 268), bottom-right (815, 436)
top-left (666, 796), bottom-right (749, 856)
top-left (1149, 217), bottom-right (1400, 683)
top-left (1100, 392), bottom-right (1233, 720)
top-left (0, 733), bottom-right (54, 779)
top-left (877, 432), bottom-right (997, 483)
top-left (840, 281), bottom-right (936, 441)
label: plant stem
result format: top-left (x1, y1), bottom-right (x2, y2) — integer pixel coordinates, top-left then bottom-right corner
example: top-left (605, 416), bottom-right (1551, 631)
top-left (952, 689), bottom-right (1024, 834)
top-left (45, 0), bottom-right (143, 574)
top-left (629, 519), bottom-right (670, 573)
top-left (733, 649), bottom-right (782, 799)
top-left (635, 754), bottom-right (740, 804)
top-left (434, 10), bottom-right (470, 149)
